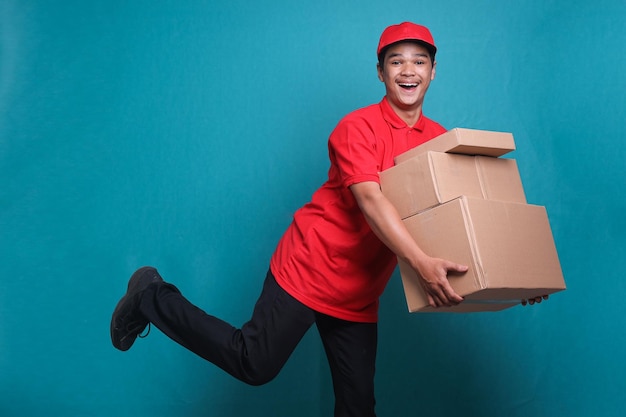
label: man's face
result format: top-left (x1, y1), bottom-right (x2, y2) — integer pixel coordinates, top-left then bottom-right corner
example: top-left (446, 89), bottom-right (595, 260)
top-left (377, 42), bottom-right (436, 118)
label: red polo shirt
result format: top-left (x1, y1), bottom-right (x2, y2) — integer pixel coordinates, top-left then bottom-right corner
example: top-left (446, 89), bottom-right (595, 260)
top-left (270, 97), bottom-right (446, 322)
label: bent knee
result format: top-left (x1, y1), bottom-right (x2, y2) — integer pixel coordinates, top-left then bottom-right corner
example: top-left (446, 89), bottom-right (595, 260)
top-left (239, 363), bottom-right (281, 386)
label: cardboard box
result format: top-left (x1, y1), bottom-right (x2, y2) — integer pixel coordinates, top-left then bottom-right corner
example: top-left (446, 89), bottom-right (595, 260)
top-left (380, 151), bottom-right (526, 219)
top-left (394, 128), bottom-right (516, 164)
top-left (398, 196), bottom-right (565, 313)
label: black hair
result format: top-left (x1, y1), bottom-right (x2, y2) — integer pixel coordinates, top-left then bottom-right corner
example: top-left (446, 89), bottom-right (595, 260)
top-left (377, 40), bottom-right (436, 68)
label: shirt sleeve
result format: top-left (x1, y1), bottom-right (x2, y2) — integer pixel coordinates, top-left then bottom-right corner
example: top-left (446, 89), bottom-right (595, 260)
top-left (327, 115), bottom-right (381, 188)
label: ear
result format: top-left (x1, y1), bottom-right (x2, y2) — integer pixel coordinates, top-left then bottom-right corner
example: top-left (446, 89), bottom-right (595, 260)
top-left (430, 61), bottom-right (437, 81)
top-left (377, 63), bottom-right (384, 82)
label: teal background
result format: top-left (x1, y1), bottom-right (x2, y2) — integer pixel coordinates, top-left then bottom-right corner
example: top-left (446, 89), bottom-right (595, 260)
top-left (1, 0), bottom-right (624, 416)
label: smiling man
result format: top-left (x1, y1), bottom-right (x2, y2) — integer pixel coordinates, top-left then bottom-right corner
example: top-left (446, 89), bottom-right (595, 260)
top-left (376, 37), bottom-right (436, 126)
top-left (111, 22), bottom-right (467, 417)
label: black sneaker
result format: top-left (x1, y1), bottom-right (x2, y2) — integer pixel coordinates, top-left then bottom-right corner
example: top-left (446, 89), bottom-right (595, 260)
top-left (111, 266), bottom-right (163, 351)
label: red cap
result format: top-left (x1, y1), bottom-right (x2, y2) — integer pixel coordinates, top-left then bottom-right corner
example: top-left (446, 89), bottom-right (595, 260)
top-left (377, 22), bottom-right (436, 56)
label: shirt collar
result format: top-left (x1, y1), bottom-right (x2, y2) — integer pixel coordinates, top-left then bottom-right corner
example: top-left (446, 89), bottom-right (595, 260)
top-left (380, 96), bottom-right (426, 131)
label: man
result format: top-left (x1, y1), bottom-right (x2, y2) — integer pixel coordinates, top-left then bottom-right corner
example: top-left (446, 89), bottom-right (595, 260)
top-left (111, 22), bottom-right (542, 417)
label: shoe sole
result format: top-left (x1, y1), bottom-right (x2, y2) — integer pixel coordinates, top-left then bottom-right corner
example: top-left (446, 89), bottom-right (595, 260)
top-left (110, 267), bottom-right (162, 351)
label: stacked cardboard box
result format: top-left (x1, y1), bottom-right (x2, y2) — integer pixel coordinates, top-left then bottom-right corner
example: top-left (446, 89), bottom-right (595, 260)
top-left (380, 128), bottom-right (566, 313)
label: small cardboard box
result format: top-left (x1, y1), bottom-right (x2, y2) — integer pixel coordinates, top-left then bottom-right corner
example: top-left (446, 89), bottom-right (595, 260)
top-left (398, 196), bottom-right (566, 313)
top-left (380, 151), bottom-right (527, 219)
top-left (394, 128), bottom-right (516, 164)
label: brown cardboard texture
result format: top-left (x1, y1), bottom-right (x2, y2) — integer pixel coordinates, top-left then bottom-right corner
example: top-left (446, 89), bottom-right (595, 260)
top-left (380, 151), bottom-right (526, 219)
top-left (394, 128), bottom-right (516, 164)
top-left (398, 197), bottom-right (566, 313)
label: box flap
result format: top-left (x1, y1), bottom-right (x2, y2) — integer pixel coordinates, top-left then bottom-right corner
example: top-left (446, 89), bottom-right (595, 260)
top-left (398, 197), bottom-right (484, 311)
top-left (475, 157), bottom-right (527, 204)
top-left (462, 198), bottom-right (565, 299)
top-left (416, 300), bottom-right (519, 313)
top-left (429, 152), bottom-right (485, 202)
top-left (394, 128), bottom-right (516, 164)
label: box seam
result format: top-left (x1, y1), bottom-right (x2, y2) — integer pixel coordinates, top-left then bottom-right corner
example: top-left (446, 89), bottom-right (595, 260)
top-left (459, 197), bottom-right (484, 290)
top-left (474, 156), bottom-right (489, 199)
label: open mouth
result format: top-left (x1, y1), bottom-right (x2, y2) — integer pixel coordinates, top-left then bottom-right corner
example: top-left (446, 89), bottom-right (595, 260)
top-left (399, 83), bottom-right (418, 90)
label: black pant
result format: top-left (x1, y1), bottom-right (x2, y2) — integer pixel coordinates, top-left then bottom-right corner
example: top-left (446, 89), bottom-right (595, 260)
top-left (138, 270), bottom-right (377, 417)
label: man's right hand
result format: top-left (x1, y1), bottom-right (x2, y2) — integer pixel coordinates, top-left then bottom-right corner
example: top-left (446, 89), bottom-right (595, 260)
top-left (416, 257), bottom-right (468, 308)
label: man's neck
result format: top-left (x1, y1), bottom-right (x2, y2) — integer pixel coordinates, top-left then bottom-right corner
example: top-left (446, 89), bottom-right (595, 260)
top-left (388, 101), bottom-right (423, 127)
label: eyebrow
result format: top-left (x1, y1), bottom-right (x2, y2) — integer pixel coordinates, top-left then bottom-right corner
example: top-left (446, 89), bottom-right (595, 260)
top-left (387, 52), bottom-right (429, 59)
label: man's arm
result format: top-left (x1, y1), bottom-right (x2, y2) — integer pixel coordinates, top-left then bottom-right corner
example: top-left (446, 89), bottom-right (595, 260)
top-left (350, 181), bottom-right (467, 308)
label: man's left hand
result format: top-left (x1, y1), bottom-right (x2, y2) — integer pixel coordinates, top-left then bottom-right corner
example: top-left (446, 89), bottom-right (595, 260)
top-left (521, 295), bottom-right (549, 306)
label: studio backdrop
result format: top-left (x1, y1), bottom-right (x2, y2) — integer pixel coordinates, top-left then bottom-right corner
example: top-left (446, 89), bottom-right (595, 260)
top-left (1, 1), bottom-right (624, 416)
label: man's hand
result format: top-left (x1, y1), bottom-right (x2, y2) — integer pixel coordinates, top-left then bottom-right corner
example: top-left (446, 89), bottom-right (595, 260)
top-left (521, 295), bottom-right (549, 306)
top-left (416, 256), bottom-right (468, 308)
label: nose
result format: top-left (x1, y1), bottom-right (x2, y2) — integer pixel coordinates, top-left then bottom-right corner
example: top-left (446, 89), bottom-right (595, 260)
top-left (400, 63), bottom-right (416, 76)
